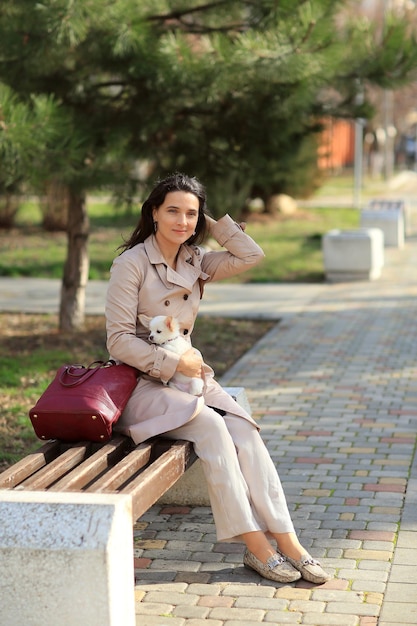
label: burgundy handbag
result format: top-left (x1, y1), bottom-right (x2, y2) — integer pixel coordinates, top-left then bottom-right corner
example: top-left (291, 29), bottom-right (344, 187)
top-left (29, 360), bottom-right (139, 442)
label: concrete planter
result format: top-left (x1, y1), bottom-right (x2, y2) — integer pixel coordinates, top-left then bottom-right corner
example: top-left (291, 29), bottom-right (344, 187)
top-left (360, 200), bottom-right (405, 248)
top-left (322, 228), bottom-right (384, 282)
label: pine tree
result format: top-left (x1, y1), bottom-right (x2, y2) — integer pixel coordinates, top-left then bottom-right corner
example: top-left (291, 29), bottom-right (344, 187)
top-left (0, 0), bottom-right (417, 328)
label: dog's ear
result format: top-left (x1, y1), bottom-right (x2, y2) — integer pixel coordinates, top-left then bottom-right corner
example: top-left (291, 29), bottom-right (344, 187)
top-left (165, 316), bottom-right (175, 332)
top-left (138, 314), bottom-right (152, 329)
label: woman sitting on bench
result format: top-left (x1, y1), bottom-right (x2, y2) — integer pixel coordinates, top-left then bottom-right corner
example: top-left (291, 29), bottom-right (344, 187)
top-left (105, 172), bottom-right (330, 585)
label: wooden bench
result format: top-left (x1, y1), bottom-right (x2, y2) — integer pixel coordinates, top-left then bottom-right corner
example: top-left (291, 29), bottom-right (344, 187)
top-left (0, 435), bottom-right (197, 522)
top-left (0, 386), bottom-right (249, 513)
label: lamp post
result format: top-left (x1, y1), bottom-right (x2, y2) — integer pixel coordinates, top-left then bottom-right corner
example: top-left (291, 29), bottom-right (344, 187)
top-left (382, 0), bottom-right (397, 180)
top-left (354, 86), bottom-right (365, 209)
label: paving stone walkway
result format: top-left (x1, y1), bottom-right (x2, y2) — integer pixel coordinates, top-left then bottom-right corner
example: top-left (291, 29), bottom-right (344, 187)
top-left (133, 238), bottom-right (417, 626)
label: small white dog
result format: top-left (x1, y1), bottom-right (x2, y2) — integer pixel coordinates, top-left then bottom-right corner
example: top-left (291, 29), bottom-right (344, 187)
top-left (139, 314), bottom-right (204, 396)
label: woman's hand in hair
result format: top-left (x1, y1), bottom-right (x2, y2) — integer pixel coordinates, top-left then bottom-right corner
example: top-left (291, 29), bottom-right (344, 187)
top-left (205, 215), bottom-right (217, 233)
top-left (205, 214), bottom-right (246, 232)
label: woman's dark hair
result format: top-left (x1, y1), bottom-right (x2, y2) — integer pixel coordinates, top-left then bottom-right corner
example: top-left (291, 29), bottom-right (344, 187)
top-left (120, 172), bottom-right (209, 252)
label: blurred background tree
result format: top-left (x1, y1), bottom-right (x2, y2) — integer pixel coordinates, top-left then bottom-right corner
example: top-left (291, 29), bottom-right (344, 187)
top-left (0, 0), bottom-right (416, 329)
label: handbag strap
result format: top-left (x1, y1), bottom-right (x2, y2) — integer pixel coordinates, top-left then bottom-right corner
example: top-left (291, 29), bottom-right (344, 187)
top-left (59, 360), bottom-right (115, 387)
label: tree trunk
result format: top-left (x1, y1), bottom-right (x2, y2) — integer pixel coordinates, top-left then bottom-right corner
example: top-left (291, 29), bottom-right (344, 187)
top-left (0, 193), bottom-right (20, 228)
top-left (40, 179), bottom-right (69, 231)
top-left (59, 188), bottom-right (90, 332)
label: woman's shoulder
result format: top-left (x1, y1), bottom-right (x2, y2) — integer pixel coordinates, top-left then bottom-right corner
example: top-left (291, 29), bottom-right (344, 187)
top-left (110, 242), bottom-right (148, 274)
top-left (115, 242), bottom-right (146, 261)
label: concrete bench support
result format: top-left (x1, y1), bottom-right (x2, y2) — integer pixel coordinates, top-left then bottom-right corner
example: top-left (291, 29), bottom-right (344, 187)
top-left (322, 228), bottom-right (384, 282)
top-left (0, 491), bottom-right (135, 626)
top-left (360, 200), bottom-right (405, 248)
top-left (159, 386), bottom-right (251, 506)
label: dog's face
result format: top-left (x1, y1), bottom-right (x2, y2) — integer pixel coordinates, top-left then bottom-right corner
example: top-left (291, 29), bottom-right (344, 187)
top-left (147, 315), bottom-right (179, 345)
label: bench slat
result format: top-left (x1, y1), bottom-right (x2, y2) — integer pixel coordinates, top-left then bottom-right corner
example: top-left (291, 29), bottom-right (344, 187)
top-left (0, 440), bottom-right (60, 489)
top-left (49, 436), bottom-right (129, 492)
top-left (0, 437), bottom-right (198, 520)
top-left (86, 442), bottom-right (153, 493)
top-left (19, 444), bottom-right (91, 490)
top-left (121, 441), bottom-right (197, 521)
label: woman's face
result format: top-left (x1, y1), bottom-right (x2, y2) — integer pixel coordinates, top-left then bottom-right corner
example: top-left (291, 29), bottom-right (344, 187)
top-left (152, 191), bottom-right (200, 248)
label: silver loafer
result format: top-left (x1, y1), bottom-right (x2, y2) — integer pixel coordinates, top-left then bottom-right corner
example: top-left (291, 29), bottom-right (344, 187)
top-left (285, 552), bottom-right (331, 584)
top-left (243, 549), bottom-right (301, 583)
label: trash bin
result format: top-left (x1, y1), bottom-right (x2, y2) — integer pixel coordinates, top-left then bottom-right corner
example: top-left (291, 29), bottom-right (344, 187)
top-left (322, 228), bottom-right (384, 282)
top-left (360, 199), bottom-right (405, 248)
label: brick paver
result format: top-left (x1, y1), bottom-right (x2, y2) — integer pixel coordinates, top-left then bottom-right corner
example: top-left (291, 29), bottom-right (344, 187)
top-left (131, 235), bottom-right (417, 625)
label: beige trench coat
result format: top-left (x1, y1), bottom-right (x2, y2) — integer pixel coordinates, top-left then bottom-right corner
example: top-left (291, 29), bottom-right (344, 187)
top-left (105, 214), bottom-right (265, 444)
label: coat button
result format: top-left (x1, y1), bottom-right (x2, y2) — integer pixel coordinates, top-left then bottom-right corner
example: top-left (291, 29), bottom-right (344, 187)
top-left (183, 294), bottom-right (189, 300)
top-left (164, 300), bottom-right (170, 306)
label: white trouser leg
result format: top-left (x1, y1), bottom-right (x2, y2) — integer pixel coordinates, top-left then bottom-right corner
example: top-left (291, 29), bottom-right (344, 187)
top-left (163, 407), bottom-right (295, 542)
top-left (222, 412), bottom-right (295, 536)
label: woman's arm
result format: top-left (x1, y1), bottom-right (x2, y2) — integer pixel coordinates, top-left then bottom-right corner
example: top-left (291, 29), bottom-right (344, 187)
top-left (201, 214), bottom-right (265, 282)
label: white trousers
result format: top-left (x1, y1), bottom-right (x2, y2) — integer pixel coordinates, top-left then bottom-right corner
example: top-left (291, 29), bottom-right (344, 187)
top-left (164, 406), bottom-right (295, 542)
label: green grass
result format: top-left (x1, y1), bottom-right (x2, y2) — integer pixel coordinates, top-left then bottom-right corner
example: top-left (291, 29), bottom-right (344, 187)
top-left (312, 170), bottom-right (398, 200)
top-left (1, 198), bottom-right (359, 282)
top-left (1, 198), bottom-right (134, 279)
top-left (231, 208), bottom-right (359, 282)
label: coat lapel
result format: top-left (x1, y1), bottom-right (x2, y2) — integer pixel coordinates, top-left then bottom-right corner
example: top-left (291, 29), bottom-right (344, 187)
top-left (144, 236), bottom-right (209, 292)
